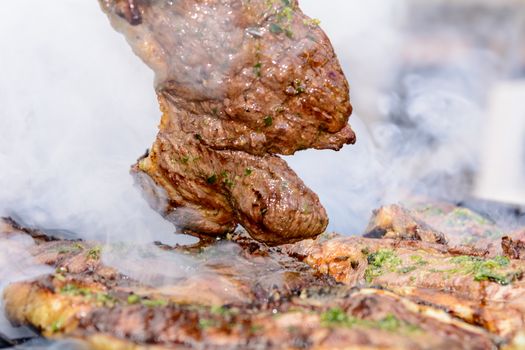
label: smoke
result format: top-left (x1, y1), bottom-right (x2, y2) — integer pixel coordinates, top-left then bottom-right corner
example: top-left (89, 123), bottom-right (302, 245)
top-left (0, 0), bottom-right (523, 241)
top-left (0, 231), bottom-right (53, 340)
top-left (289, 0), bottom-right (525, 232)
top-left (0, 1), bottom-right (193, 244)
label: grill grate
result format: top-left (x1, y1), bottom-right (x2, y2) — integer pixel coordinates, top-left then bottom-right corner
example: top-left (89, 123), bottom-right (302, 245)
top-left (0, 332), bottom-right (15, 349)
top-left (0, 331), bottom-right (39, 349)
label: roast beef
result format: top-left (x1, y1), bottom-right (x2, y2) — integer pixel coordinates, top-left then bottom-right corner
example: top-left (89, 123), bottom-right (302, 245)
top-left (98, 0), bottom-right (355, 245)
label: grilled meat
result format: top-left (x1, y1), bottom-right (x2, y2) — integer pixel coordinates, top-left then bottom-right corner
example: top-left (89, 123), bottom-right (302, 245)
top-left (411, 202), bottom-right (506, 255)
top-left (502, 230), bottom-right (525, 260)
top-left (365, 204), bottom-right (448, 244)
top-left (286, 203), bottom-right (525, 340)
top-left (366, 203), bottom-right (507, 255)
top-left (287, 235), bottom-right (525, 297)
top-left (1, 217), bottom-right (504, 349)
top-left (98, 0), bottom-right (355, 245)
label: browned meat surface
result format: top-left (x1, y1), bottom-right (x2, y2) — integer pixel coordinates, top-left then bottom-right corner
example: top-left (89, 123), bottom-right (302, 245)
top-left (1, 218), bottom-right (500, 350)
top-left (365, 205), bottom-right (448, 244)
top-left (411, 202), bottom-right (506, 254)
top-left (366, 203), bottom-right (509, 256)
top-left (97, 0), bottom-right (354, 245)
top-left (502, 230), bottom-right (525, 260)
top-left (286, 232), bottom-right (525, 339)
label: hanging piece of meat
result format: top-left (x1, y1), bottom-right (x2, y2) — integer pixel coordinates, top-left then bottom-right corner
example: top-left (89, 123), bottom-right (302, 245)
top-left (98, 0), bottom-right (355, 245)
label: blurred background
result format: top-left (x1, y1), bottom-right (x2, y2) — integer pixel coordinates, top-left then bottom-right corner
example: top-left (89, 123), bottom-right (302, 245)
top-left (0, 0), bottom-right (524, 243)
top-left (296, 0), bottom-right (525, 231)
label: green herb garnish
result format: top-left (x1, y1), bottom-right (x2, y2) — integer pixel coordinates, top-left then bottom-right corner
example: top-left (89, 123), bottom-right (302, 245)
top-left (207, 174), bottom-right (217, 184)
top-left (253, 62), bottom-right (262, 77)
top-left (292, 79), bottom-right (306, 94)
top-left (364, 249), bottom-right (402, 283)
top-left (198, 318), bottom-right (216, 330)
top-left (450, 255), bottom-right (518, 285)
top-left (50, 319), bottom-right (64, 333)
top-left (87, 246), bottom-right (101, 260)
top-left (270, 23), bottom-right (284, 34)
top-left (397, 266), bottom-right (417, 274)
top-left (142, 299), bottom-right (168, 307)
top-left (303, 18), bottom-right (321, 27)
top-left (410, 255), bottom-right (428, 266)
top-left (321, 308), bottom-right (419, 333)
top-left (60, 284), bottom-right (91, 297)
top-left (127, 294), bottom-right (141, 305)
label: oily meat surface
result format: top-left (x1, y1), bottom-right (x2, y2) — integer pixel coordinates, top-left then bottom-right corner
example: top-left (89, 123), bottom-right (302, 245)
top-left (1, 219), bottom-right (497, 350)
top-left (286, 203), bottom-right (525, 339)
top-left (3, 204), bottom-right (525, 348)
top-left (98, 0), bottom-right (355, 245)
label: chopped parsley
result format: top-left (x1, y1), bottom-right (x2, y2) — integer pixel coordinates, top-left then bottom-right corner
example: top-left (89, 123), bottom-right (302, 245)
top-left (207, 174), bottom-right (218, 185)
top-left (450, 255), bottom-right (519, 285)
top-left (60, 284), bottom-right (91, 297)
top-left (253, 62), bottom-right (262, 77)
top-left (219, 171), bottom-right (234, 188)
top-left (321, 308), bottom-right (419, 333)
top-left (198, 318), bottom-right (216, 330)
top-left (303, 18), bottom-right (321, 27)
top-left (87, 246), bottom-right (101, 260)
top-left (60, 284), bottom-right (115, 307)
top-left (210, 305), bottom-right (236, 317)
top-left (292, 79), bottom-right (306, 94)
top-left (50, 319), bottom-right (64, 333)
top-left (267, 0), bottom-right (295, 38)
top-left (142, 299), bottom-right (169, 307)
top-left (364, 249), bottom-right (402, 283)
top-left (451, 208), bottom-right (490, 225)
top-left (397, 266), bottom-right (417, 274)
top-left (270, 23), bottom-right (283, 34)
top-left (127, 294), bottom-right (141, 305)
top-left (410, 255), bottom-right (428, 266)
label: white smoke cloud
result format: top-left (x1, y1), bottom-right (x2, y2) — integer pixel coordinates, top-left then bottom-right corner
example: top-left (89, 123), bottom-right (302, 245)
top-left (0, 1), bottom-right (187, 244)
top-left (293, 0), bottom-right (524, 232)
top-left (0, 234), bottom-right (53, 340)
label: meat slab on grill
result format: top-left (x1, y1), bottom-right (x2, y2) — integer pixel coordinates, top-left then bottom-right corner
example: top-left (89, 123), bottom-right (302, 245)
top-left (287, 203), bottom-right (525, 343)
top-left (0, 218), bottom-right (500, 350)
top-left (98, 0), bottom-right (355, 245)
top-left (365, 203), bottom-right (516, 256)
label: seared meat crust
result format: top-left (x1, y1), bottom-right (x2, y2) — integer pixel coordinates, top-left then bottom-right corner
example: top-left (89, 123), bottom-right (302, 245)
top-left (502, 230), bottom-right (525, 260)
top-left (6, 200), bottom-right (525, 348)
top-left (365, 205), bottom-right (448, 244)
top-left (98, 0), bottom-right (355, 245)
top-left (286, 204), bottom-right (525, 340)
top-left (99, 0), bottom-right (354, 156)
top-left (1, 218), bottom-right (499, 350)
top-left (134, 96), bottom-right (329, 244)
